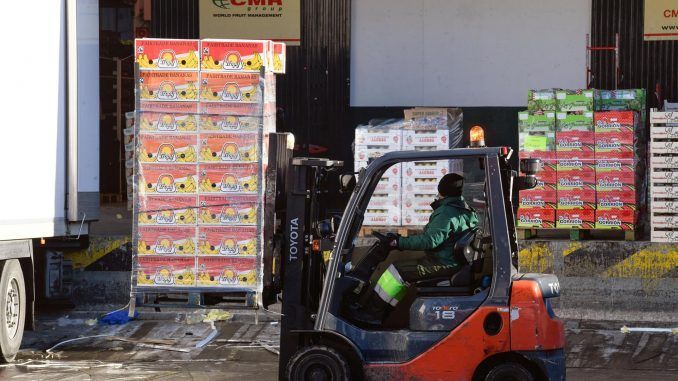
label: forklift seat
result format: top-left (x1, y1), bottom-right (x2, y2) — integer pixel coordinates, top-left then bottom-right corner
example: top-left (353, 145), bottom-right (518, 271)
top-left (414, 228), bottom-right (479, 289)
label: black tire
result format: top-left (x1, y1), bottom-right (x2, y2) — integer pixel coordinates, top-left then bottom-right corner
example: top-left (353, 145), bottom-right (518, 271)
top-left (0, 260), bottom-right (26, 363)
top-left (286, 345), bottom-right (351, 381)
top-left (482, 361), bottom-right (534, 381)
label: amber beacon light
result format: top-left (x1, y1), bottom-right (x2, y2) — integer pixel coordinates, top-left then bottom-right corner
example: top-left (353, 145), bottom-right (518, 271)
top-left (470, 125), bottom-right (486, 147)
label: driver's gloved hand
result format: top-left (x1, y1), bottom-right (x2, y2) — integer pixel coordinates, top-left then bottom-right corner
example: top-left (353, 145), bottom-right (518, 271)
top-left (380, 233), bottom-right (399, 251)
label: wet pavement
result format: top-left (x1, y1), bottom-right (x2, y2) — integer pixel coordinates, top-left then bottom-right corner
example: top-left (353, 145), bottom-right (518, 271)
top-left (0, 309), bottom-right (675, 380)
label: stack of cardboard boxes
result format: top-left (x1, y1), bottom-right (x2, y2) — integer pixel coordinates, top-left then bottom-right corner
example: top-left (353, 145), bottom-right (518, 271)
top-left (354, 108), bottom-right (461, 226)
top-left (517, 89), bottom-right (644, 232)
top-left (133, 38), bottom-right (284, 290)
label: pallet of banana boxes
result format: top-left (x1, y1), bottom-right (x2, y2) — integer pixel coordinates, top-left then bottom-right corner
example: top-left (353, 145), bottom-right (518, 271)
top-left (649, 109), bottom-right (678, 243)
top-left (130, 38), bottom-right (285, 311)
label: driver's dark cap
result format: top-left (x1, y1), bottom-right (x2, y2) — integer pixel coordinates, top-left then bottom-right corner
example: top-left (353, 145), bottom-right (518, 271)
top-left (438, 173), bottom-right (464, 197)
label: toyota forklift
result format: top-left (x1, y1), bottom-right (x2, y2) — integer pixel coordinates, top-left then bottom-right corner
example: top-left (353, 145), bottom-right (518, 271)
top-left (262, 129), bottom-right (565, 381)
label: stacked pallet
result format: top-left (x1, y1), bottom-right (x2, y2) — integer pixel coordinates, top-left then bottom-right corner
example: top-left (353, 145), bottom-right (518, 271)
top-left (649, 109), bottom-right (678, 242)
top-left (132, 38), bottom-right (284, 296)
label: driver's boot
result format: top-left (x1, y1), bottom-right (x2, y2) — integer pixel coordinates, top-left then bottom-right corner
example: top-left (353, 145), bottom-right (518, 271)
top-left (346, 290), bottom-right (391, 327)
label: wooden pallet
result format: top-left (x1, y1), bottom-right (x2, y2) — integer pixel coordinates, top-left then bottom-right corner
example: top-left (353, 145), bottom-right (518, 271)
top-left (130, 289), bottom-right (257, 312)
top-left (517, 228), bottom-right (636, 241)
top-left (358, 226), bottom-right (423, 237)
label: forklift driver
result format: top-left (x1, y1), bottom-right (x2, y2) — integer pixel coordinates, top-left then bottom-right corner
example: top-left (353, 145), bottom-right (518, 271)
top-left (350, 173), bottom-right (479, 326)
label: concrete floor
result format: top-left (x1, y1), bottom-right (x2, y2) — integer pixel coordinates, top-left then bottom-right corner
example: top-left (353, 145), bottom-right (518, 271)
top-left (0, 309), bottom-right (675, 380)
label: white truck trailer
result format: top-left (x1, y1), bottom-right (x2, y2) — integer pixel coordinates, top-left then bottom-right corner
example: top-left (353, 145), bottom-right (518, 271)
top-left (0, 0), bottom-right (100, 361)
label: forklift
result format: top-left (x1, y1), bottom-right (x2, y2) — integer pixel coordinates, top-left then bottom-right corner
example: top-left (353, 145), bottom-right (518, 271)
top-left (263, 128), bottom-right (566, 381)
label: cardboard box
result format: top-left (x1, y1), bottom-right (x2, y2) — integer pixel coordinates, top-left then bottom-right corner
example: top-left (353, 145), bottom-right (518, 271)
top-left (200, 39), bottom-right (269, 72)
top-left (139, 71), bottom-right (199, 102)
top-left (595, 160), bottom-right (635, 192)
top-left (556, 160), bottom-right (595, 190)
top-left (138, 134), bottom-right (198, 164)
top-left (596, 190), bottom-right (637, 210)
top-left (198, 194), bottom-right (259, 226)
top-left (556, 112), bottom-right (593, 132)
top-left (135, 39), bottom-right (200, 70)
top-left (518, 189), bottom-right (557, 209)
top-left (593, 111), bottom-right (636, 134)
top-left (199, 132), bottom-right (259, 163)
top-left (556, 189), bottom-right (596, 209)
top-left (367, 194), bottom-right (401, 210)
top-left (518, 132), bottom-right (556, 160)
top-left (594, 132), bottom-right (634, 160)
top-left (198, 163), bottom-right (259, 194)
top-left (197, 226), bottom-right (258, 256)
top-left (200, 72), bottom-right (261, 103)
top-left (138, 164), bottom-right (198, 194)
top-left (516, 208), bottom-right (556, 228)
top-left (355, 127), bottom-right (402, 146)
top-left (527, 89), bottom-right (557, 113)
top-left (595, 209), bottom-right (635, 230)
top-left (196, 257), bottom-right (257, 287)
top-left (137, 195), bottom-right (198, 225)
top-left (364, 208), bottom-right (402, 226)
top-left (354, 146), bottom-right (401, 163)
top-left (402, 129), bottom-right (449, 150)
top-left (556, 209), bottom-right (595, 229)
top-left (271, 42), bottom-right (286, 74)
top-left (518, 111), bottom-right (556, 133)
top-left (595, 89), bottom-right (646, 111)
top-left (137, 226), bottom-right (197, 256)
top-left (556, 130), bottom-right (595, 160)
top-left (403, 161), bottom-right (450, 182)
top-left (136, 256), bottom-right (196, 287)
top-left (556, 89), bottom-right (595, 112)
top-left (403, 178), bottom-right (440, 195)
top-left (139, 102), bottom-right (199, 132)
top-left (530, 161), bottom-right (557, 190)
top-left (199, 103), bottom-right (263, 132)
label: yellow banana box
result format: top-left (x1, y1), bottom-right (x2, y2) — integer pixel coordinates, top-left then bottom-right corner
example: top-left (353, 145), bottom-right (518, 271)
top-left (198, 194), bottom-right (259, 226)
top-left (199, 132), bottom-right (259, 163)
top-left (271, 42), bottom-right (286, 74)
top-left (137, 226), bottom-right (197, 256)
top-left (201, 39), bottom-right (269, 72)
top-left (138, 134), bottom-right (198, 163)
top-left (135, 39), bottom-right (200, 70)
top-left (137, 195), bottom-right (197, 225)
top-left (138, 102), bottom-right (199, 132)
top-left (199, 103), bottom-right (262, 132)
top-left (196, 257), bottom-right (257, 287)
top-left (138, 164), bottom-right (198, 194)
top-left (199, 163), bottom-right (259, 194)
top-left (200, 72), bottom-right (261, 103)
top-left (136, 256), bottom-right (196, 287)
top-left (197, 226), bottom-right (258, 256)
top-left (139, 71), bottom-right (199, 102)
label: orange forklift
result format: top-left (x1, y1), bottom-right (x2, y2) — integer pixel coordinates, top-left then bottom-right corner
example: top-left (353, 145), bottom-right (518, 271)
top-left (263, 129), bottom-right (566, 380)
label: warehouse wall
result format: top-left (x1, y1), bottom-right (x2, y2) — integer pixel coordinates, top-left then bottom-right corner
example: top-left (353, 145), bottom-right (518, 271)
top-left (350, 0), bottom-right (591, 107)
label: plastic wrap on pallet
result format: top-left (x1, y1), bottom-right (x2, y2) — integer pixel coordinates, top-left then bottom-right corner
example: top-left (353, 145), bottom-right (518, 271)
top-left (132, 38), bottom-right (281, 299)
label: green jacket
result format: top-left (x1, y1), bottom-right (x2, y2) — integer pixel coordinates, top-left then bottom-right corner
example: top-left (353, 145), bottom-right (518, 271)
top-left (398, 196), bottom-right (479, 266)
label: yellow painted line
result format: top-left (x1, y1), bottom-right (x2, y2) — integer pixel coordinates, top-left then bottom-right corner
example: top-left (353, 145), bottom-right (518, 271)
top-left (518, 243), bottom-right (554, 273)
top-left (603, 244), bottom-right (678, 279)
top-left (562, 242), bottom-right (583, 257)
top-left (65, 236), bottom-right (131, 269)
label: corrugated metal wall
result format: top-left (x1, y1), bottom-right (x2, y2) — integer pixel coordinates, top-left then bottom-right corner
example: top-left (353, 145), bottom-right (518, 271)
top-left (150, 0), bottom-right (352, 160)
top-left (591, 0), bottom-right (678, 106)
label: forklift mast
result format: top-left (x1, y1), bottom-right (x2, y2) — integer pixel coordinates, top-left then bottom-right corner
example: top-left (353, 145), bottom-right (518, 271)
top-left (278, 157), bottom-right (344, 367)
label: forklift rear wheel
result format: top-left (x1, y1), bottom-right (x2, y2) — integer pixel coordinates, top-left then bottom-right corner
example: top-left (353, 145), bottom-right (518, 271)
top-left (482, 361), bottom-right (534, 381)
top-left (286, 345), bottom-right (351, 380)
top-left (0, 260), bottom-right (26, 363)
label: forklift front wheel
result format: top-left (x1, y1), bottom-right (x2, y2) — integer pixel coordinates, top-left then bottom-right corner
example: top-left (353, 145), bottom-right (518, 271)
top-left (481, 361), bottom-right (534, 381)
top-left (286, 345), bottom-right (351, 381)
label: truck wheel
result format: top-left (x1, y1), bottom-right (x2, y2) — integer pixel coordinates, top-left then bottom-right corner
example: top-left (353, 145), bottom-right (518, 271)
top-left (482, 361), bottom-right (534, 381)
top-left (286, 345), bottom-right (351, 380)
top-left (0, 260), bottom-right (26, 363)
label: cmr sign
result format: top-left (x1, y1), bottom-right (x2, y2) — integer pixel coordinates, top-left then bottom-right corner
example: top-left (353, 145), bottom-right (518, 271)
top-left (199, 0), bottom-right (300, 45)
top-left (644, 0), bottom-right (678, 40)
